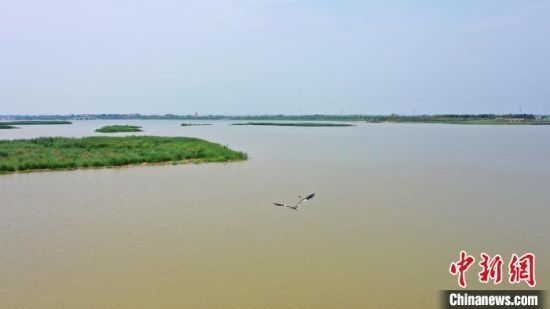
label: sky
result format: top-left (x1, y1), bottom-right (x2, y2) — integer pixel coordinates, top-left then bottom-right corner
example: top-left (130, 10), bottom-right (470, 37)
top-left (1, 0), bottom-right (549, 115)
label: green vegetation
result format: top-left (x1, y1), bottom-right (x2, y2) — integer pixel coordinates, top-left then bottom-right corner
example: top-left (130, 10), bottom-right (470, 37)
top-left (0, 120), bottom-right (72, 129)
top-left (96, 125), bottom-right (143, 133)
top-left (0, 121), bottom-right (72, 125)
top-left (362, 114), bottom-right (550, 125)
top-left (0, 136), bottom-right (247, 174)
top-left (181, 123), bottom-right (212, 126)
top-left (228, 114), bottom-right (550, 125)
top-left (232, 122), bottom-right (355, 127)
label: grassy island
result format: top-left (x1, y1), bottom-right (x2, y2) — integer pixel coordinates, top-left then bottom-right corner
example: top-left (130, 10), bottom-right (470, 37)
top-left (181, 123), bottom-right (212, 126)
top-left (0, 125), bottom-right (17, 129)
top-left (232, 122), bottom-right (354, 127)
top-left (0, 136), bottom-right (247, 174)
top-left (95, 125), bottom-right (143, 133)
top-left (0, 121), bottom-right (72, 125)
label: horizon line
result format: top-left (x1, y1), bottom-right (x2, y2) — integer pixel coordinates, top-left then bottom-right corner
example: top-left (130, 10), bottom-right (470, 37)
top-left (1, 113), bottom-right (548, 117)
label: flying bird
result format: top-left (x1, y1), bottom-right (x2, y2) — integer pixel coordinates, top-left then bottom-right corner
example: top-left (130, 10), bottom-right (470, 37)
top-left (273, 193), bottom-right (315, 211)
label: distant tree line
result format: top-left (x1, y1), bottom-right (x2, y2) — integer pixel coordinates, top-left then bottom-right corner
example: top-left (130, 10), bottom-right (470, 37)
top-left (0, 113), bottom-right (545, 122)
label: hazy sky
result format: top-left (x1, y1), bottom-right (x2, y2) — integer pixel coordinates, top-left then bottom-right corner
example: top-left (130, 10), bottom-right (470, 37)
top-left (1, 0), bottom-right (549, 115)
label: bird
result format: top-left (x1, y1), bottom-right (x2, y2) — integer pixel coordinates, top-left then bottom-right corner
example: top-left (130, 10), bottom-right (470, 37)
top-left (273, 193), bottom-right (315, 211)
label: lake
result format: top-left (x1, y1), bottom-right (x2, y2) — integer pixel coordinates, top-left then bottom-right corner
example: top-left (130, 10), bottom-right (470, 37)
top-left (1, 120), bottom-right (549, 308)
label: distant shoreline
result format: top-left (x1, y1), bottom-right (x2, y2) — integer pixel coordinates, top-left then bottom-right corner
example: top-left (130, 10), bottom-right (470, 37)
top-left (1, 114), bottom-right (550, 125)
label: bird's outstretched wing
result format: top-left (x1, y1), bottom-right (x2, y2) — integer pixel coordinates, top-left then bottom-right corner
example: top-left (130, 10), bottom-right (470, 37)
top-left (274, 193), bottom-right (314, 210)
top-left (295, 193), bottom-right (315, 206)
top-left (273, 202), bottom-right (299, 211)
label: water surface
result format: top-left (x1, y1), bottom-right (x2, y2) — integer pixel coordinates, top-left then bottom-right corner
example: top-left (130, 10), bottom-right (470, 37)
top-left (1, 121), bottom-right (549, 308)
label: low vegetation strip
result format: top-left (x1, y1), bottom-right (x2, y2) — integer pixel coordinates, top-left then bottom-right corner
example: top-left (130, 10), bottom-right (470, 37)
top-left (95, 125), bottom-right (143, 133)
top-left (232, 122), bottom-right (355, 127)
top-left (363, 114), bottom-right (550, 125)
top-left (0, 121), bottom-right (72, 125)
top-left (0, 136), bottom-right (247, 174)
top-left (0, 125), bottom-right (17, 129)
top-left (181, 123), bottom-right (212, 126)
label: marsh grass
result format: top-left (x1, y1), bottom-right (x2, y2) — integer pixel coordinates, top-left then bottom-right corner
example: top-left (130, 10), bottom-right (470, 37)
top-left (0, 121), bottom-right (72, 125)
top-left (363, 115), bottom-right (550, 125)
top-left (0, 125), bottom-right (17, 129)
top-left (232, 122), bottom-right (354, 127)
top-left (0, 136), bottom-right (247, 174)
top-left (95, 125), bottom-right (143, 133)
top-left (181, 123), bottom-right (212, 126)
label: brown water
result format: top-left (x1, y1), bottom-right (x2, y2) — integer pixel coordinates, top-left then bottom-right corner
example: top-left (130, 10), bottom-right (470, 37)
top-left (1, 121), bottom-right (549, 308)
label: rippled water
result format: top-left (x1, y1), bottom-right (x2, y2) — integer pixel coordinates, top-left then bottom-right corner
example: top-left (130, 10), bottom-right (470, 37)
top-left (1, 121), bottom-right (549, 308)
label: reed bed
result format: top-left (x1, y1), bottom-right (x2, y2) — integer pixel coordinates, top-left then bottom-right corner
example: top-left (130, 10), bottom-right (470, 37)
top-left (95, 125), bottom-right (143, 133)
top-left (232, 122), bottom-right (354, 127)
top-left (0, 136), bottom-right (247, 174)
top-left (181, 123), bottom-right (212, 126)
top-left (0, 121), bottom-right (72, 125)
